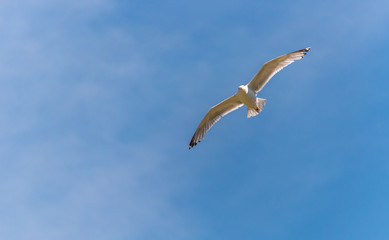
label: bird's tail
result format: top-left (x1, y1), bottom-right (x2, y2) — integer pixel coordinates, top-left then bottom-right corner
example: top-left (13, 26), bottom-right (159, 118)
top-left (247, 98), bottom-right (266, 118)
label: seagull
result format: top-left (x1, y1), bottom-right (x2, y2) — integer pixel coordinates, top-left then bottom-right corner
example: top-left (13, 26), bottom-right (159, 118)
top-left (188, 47), bottom-right (311, 149)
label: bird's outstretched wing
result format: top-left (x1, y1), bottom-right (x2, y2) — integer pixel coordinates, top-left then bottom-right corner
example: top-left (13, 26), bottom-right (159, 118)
top-left (247, 47), bottom-right (310, 93)
top-left (189, 95), bottom-right (243, 149)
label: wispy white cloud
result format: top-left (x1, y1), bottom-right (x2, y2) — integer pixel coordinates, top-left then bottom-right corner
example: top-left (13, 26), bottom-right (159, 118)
top-left (1, 0), bottom-right (389, 239)
top-left (0, 1), bottom-right (200, 239)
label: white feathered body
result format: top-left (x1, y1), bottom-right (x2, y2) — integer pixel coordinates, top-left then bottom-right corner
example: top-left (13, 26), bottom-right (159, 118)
top-left (237, 85), bottom-right (256, 108)
top-left (237, 85), bottom-right (266, 118)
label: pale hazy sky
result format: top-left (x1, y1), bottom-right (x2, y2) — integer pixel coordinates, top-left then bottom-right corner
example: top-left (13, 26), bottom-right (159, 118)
top-left (1, 0), bottom-right (389, 239)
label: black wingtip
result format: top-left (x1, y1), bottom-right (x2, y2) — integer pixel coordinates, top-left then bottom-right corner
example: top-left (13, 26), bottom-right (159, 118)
top-left (188, 142), bottom-right (196, 150)
top-left (299, 47), bottom-right (311, 53)
top-left (294, 47), bottom-right (311, 57)
top-left (298, 47), bottom-right (311, 58)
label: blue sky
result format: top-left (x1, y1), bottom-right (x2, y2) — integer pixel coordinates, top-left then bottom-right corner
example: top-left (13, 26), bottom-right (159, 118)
top-left (1, 0), bottom-right (389, 239)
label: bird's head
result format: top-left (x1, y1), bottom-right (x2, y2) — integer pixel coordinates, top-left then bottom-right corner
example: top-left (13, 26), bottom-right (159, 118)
top-left (238, 85), bottom-right (247, 93)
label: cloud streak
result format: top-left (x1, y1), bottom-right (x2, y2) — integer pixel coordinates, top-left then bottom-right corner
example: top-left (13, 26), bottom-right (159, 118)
top-left (1, 0), bottom-right (389, 239)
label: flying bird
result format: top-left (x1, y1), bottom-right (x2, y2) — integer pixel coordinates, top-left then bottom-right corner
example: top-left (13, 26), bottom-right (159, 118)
top-left (188, 47), bottom-right (311, 149)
